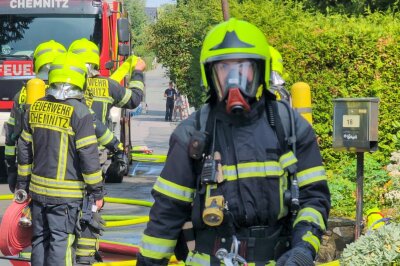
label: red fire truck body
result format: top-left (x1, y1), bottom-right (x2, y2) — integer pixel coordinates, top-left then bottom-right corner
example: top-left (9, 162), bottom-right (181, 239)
top-left (0, 0), bottom-right (130, 180)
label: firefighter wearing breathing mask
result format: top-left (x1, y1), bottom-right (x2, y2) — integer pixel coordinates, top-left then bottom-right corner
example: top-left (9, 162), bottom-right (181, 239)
top-left (16, 52), bottom-right (104, 266)
top-left (137, 18), bottom-right (330, 266)
top-left (68, 38), bottom-right (145, 182)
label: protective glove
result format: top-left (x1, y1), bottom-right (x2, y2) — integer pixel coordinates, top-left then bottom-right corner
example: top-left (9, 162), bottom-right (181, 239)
top-left (88, 212), bottom-right (105, 236)
top-left (5, 159), bottom-right (17, 193)
top-left (15, 178), bottom-right (29, 194)
top-left (276, 245), bottom-right (314, 266)
top-left (106, 151), bottom-right (128, 181)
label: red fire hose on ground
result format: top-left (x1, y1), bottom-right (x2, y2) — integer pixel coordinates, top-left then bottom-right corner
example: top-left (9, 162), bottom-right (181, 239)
top-left (0, 198), bottom-right (32, 256)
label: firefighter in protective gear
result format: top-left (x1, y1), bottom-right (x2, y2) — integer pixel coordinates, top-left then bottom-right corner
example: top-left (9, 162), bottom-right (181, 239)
top-left (269, 46), bottom-right (291, 102)
top-left (5, 40), bottom-right (124, 193)
top-left (137, 18), bottom-right (330, 266)
top-left (68, 38), bottom-right (145, 179)
top-left (4, 40), bottom-right (66, 193)
top-left (68, 38), bottom-right (145, 124)
top-left (16, 51), bottom-right (104, 266)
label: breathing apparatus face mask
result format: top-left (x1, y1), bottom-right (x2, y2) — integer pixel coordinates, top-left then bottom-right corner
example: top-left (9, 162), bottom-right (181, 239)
top-left (47, 82), bottom-right (84, 100)
top-left (36, 64), bottom-right (51, 81)
top-left (210, 59), bottom-right (261, 114)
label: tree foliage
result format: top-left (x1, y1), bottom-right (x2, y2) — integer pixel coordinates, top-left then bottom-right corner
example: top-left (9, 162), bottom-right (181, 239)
top-left (146, 0), bottom-right (400, 170)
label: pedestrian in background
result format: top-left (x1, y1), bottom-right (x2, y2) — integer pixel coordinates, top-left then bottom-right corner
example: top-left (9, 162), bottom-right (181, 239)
top-left (173, 88), bottom-right (184, 121)
top-left (164, 81), bottom-right (176, 121)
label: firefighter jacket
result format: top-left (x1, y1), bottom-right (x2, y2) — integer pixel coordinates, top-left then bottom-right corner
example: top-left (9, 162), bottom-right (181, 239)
top-left (5, 85), bottom-right (121, 164)
top-left (138, 98), bottom-right (330, 265)
top-left (4, 88), bottom-right (26, 162)
top-left (84, 71), bottom-right (144, 125)
top-left (17, 95), bottom-right (104, 204)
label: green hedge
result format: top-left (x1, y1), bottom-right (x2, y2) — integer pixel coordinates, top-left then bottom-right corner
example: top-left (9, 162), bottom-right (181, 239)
top-left (149, 1), bottom-right (400, 170)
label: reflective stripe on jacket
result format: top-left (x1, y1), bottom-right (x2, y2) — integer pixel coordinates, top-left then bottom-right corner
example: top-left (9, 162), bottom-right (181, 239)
top-left (17, 96), bottom-right (103, 204)
top-left (85, 73), bottom-right (144, 124)
top-left (139, 99), bottom-right (330, 263)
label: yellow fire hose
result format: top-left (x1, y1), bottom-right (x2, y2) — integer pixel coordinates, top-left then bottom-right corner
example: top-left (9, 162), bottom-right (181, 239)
top-left (110, 55), bottom-right (139, 83)
top-left (131, 153), bottom-right (167, 163)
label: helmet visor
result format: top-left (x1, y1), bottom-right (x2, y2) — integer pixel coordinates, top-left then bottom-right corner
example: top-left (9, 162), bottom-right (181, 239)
top-left (211, 59), bottom-right (261, 101)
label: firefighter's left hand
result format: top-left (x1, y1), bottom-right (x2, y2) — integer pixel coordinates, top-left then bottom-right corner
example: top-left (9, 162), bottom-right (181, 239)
top-left (276, 245), bottom-right (314, 266)
top-left (135, 58), bottom-right (146, 72)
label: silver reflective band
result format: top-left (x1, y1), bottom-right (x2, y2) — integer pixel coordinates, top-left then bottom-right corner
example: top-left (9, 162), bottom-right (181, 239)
top-left (295, 107), bottom-right (312, 113)
top-left (35, 48), bottom-right (52, 57)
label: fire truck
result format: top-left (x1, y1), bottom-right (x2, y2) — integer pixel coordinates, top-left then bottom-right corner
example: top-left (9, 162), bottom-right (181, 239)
top-left (0, 0), bottom-right (132, 182)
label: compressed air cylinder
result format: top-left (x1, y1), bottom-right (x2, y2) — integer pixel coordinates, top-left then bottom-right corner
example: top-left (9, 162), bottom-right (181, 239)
top-left (291, 82), bottom-right (312, 125)
top-left (26, 78), bottom-right (46, 105)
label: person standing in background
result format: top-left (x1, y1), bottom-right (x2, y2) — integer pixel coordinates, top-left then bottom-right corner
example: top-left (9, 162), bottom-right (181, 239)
top-left (164, 81), bottom-right (176, 121)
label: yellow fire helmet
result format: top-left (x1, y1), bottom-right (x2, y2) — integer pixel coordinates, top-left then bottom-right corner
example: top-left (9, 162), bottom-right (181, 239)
top-left (200, 18), bottom-right (271, 99)
top-left (48, 52), bottom-right (88, 90)
top-left (269, 46), bottom-right (283, 75)
top-left (33, 40), bottom-right (66, 73)
top-left (68, 38), bottom-right (100, 68)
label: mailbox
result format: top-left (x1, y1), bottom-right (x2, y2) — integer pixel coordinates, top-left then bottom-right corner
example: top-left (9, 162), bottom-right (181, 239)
top-left (332, 97), bottom-right (379, 152)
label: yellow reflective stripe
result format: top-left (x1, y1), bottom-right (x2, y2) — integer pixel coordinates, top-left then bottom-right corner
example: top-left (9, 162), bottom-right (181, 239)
top-left (222, 161), bottom-right (284, 181)
top-left (77, 238), bottom-right (97, 245)
top-left (98, 129), bottom-right (114, 146)
top-left (18, 164), bottom-right (32, 176)
top-left (66, 234), bottom-right (75, 266)
top-left (186, 251), bottom-right (210, 266)
top-left (115, 89), bottom-right (132, 107)
top-left (297, 166), bottom-right (327, 187)
top-left (5, 145), bottom-right (15, 156)
top-left (7, 116), bottom-right (15, 125)
top-left (57, 132), bottom-right (68, 180)
top-left (76, 135), bottom-right (97, 149)
top-left (129, 80), bottom-right (144, 90)
top-left (31, 124), bottom-right (75, 135)
top-left (29, 182), bottom-right (84, 198)
top-left (153, 176), bottom-right (195, 203)
top-left (21, 130), bottom-right (32, 142)
top-left (93, 97), bottom-right (114, 104)
top-left (279, 151), bottom-right (298, 169)
top-left (294, 207), bottom-right (326, 231)
top-left (140, 234), bottom-right (177, 260)
top-left (302, 231), bottom-right (320, 253)
top-left (278, 174), bottom-right (289, 220)
top-left (82, 170), bottom-right (103, 185)
top-left (31, 174), bottom-right (84, 189)
top-left (101, 102), bottom-right (108, 124)
top-left (76, 249), bottom-right (96, 256)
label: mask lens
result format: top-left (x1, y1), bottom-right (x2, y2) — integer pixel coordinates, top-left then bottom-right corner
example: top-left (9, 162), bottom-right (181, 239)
top-left (211, 59), bottom-right (260, 100)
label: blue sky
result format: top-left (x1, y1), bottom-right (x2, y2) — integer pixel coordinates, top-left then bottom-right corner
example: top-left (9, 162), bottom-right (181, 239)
top-left (146, 0), bottom-right (176, 7)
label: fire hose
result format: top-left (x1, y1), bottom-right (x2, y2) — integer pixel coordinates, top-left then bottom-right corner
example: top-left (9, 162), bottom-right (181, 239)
top-left (0, 197), bottom-right (32, 256)
top-left (0, 195), bottom-right (152, 257)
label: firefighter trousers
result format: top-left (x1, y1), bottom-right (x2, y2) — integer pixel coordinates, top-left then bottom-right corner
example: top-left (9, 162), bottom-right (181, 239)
top-left (31, 200), bottom-right (81, 266)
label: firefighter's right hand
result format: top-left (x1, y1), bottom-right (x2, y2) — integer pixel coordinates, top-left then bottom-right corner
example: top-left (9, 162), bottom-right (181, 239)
top-left (5, 159), bottom-right (17, 193)
top-left (88, 212), bottom-right (105, 236)
top-left (95, 199), bottom-right (104, 211)
top-left (134, 58), bottom-right (146, 72)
